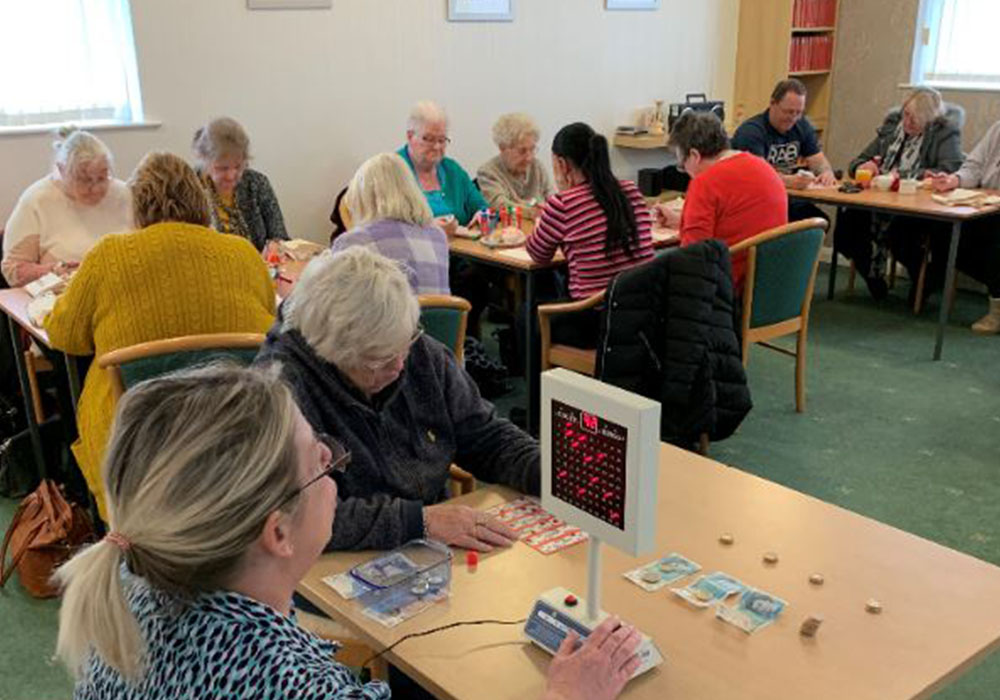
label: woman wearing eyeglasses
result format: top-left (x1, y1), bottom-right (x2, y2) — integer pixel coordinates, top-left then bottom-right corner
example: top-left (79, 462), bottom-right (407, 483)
top-left (397, 100), bottom-right (486, 228)
top-left (45, 152), bottom-right (275, 521)
top-left (256, 246), bottom-right (540, 552)
top-left (2, 127), bottom-right (132, 286)
top-left (476, 112), bottom-right (554, 216)
top-left (56, 364), bottom-right (642, 700)
top-left (192, 116), bottom-right (288, 252)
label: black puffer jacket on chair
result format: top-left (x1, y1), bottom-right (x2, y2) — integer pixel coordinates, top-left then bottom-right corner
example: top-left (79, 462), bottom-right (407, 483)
top-left (596, 239), bottom-right (751, 447)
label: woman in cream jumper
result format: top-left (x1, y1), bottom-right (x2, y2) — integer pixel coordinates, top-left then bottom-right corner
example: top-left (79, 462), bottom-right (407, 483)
top-left (2, 128), bottom-right (133, 286)
top-left (45, 152), bottom-right (275, 520)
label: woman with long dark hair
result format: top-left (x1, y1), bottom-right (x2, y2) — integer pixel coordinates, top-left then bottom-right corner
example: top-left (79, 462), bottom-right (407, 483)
top-left (526, 122), bottom-right (653, 346)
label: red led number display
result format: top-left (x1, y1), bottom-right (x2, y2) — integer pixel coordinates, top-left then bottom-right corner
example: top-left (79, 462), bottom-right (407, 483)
top-left (551, 400), bottom-right (628, 530)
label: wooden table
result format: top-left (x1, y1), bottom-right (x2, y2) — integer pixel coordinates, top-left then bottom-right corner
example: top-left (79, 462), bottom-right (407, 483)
top-left (789, 186), bottom-right (1000, 360)
top-left (300, 443), bottom-right (1000, 700)
top-left (448, 229), bottom-right (679, 433)
top-left (0, 287), bottom-right (80, 480)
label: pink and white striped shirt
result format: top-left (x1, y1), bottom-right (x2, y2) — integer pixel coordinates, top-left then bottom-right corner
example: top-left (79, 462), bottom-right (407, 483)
top-left (527, 180), bottom-right (654, 299)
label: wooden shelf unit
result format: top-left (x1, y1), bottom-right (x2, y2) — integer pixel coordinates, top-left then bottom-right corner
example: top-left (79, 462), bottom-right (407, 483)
top-left (612, 132), bottom-right (668, 150)
top-left (732, 0), bottom-right (839, 148)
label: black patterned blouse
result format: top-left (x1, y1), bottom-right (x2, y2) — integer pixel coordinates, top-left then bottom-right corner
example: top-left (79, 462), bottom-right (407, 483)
top-left (204, 168), bottom-right (289, 252)
top-left (74, 573), bottom-right (390, 699)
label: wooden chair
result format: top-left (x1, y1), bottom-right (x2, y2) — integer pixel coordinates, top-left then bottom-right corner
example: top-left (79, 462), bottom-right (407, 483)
top-left (417, 294), bottom-right (476, 496)
top-left (730, 218), bottom-right (828, 413)
top-left (295, 610), bottom-right (387, 681)
top-left (418, 294), bottom-right (472, 364)
top-left (537, 291), bottom-right (605, 376)
top-left (97, 333), bottom-right (266, 400)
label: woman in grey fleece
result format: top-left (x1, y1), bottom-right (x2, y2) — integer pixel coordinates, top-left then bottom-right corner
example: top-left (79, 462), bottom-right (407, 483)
top-left (256, 246), bottom-right (540, 551)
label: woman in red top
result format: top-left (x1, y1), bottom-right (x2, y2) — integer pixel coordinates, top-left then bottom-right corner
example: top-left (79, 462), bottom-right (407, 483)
top-left (654, 111), bottom-right (788, 292)
top-left (526, 123), bottom-right (654, 347)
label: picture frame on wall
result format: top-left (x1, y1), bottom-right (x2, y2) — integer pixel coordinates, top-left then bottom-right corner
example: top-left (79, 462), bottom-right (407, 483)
top-left (247, 0), bottom-right (332, 9)
top-left (447, 0), bottom-right (514, 22)
top-left (605, 0), bottom-right (660, 9)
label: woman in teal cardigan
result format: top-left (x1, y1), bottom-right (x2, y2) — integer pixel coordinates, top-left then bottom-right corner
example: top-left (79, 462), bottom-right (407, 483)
top-left (398, 100), bottom-right (486, 226)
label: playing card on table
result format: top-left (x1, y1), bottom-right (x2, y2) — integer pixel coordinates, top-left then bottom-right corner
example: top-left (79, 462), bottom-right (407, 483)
top-left (624, 553), bottom-right (701, 592)
top-left (671, 571), bottom-right (745, 608)
top-left (536, 528), bottom-right (588, 554)
top-left (716, 588), bottom-right (787, 633)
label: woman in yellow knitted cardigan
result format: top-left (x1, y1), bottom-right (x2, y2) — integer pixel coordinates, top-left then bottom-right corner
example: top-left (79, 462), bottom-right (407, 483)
top-left (46, 152), bottom-right (276, 519)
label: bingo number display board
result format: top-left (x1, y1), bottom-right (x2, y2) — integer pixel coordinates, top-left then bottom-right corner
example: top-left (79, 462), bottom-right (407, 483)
top-left (551, 400), bottom-right (628, 530)
top-left (540, 369), bottom-right (661, 556)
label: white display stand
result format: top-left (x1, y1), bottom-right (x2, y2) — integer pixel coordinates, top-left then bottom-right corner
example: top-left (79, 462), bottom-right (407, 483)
top-left (524, 369), bottom-right (664, 679)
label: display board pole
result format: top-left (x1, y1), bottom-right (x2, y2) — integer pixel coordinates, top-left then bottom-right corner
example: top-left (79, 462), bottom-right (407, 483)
top-left (586, 535), bottom-right (602, 622)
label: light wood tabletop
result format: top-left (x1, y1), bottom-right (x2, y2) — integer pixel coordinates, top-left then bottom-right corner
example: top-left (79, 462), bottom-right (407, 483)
top-left (0, 287), bottom-right (50, 346)
top-left (789, 185), bottom-right (1000, 221)
top-left (299, 444), bottom-right (1000, 700)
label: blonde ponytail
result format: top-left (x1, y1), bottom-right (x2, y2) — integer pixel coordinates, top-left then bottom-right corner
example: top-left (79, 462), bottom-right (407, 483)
top-left (55, 539), bottom-right (143, 679)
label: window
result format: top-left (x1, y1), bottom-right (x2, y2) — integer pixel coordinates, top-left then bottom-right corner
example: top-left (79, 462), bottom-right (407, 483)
top-left (0, 0), bottom-right (143, 128)
top-left (912, 0), bottom-right (1000, 90)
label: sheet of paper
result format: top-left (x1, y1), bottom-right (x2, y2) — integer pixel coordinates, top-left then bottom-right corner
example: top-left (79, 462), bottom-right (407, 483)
top-left (651, 228), bottom-right (679, 244)
top-left (497, 247), bottom-right (533, 262)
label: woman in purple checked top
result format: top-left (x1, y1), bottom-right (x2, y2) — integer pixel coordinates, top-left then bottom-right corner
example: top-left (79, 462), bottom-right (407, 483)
top-left (331, 152), bottom-right (450, 295)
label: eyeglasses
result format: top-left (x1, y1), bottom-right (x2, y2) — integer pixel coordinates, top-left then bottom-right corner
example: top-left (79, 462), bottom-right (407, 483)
top-left (275, 432), bottom-right (351, 510)
top-left (73, 172), bottom-right (111, 188)
top-left (420, 134), bottom-right (451, 147)
top-left (362, 326), bottom-right (425, 374)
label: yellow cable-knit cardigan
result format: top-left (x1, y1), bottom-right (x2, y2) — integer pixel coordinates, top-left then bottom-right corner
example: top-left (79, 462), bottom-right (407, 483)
top-left (45, 222), bottom-right (276, 520)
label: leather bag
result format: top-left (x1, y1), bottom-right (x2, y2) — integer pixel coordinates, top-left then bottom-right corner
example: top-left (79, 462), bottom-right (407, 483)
top-left (1, 479), bottom-right (94, 598)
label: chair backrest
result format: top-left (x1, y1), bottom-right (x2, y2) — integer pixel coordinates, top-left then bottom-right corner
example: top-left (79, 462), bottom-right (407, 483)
top-left (730, 218), bottom-right (827, 329)
top-left (418, 294), bottom-right (471, 363)
top-left (97, 333), bottom-right (266, 400)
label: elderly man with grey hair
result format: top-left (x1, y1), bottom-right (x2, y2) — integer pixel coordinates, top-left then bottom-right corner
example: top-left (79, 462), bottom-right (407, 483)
top-left (397, 100), bottom-right (486, 227)
top-left (256, 246), bottom-right (539, 551)
top-left (477, 112), bottom-right (554, 215)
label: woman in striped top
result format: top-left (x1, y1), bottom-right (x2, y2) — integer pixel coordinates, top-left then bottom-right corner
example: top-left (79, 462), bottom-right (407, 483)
top-left (524, 123), bottom-right (653, 349)
top-left (527, 122), bottom-right (654, 302)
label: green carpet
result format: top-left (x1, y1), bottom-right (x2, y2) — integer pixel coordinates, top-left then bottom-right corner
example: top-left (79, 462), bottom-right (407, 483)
top-left (1, 265), bottom-right (998, 698)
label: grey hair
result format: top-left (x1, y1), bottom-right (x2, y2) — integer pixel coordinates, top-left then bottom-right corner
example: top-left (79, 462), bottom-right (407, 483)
top-left (492, 113), bottom-right (540, 149)
top-left (407, 100), bottom-right (448, 133)
top-left (283, 247), bottom-right (420, 369)
top-left (345, 153), bottom-right (433, 227)
top-left (903, 87), bottom-right (945, 130)
top-left (53, 127), bottom-right (112, 175)
top-left (55, 364), bottom-right (301, 681)
top-left (192, 117), bottom-right (251, 164)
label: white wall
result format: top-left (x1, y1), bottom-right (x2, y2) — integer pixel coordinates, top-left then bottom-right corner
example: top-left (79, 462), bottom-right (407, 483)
top-left (0, 0), bottom-right (738, 243)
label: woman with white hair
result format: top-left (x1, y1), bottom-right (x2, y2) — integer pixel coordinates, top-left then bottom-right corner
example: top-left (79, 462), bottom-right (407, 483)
top-left (331, 152), bottom-right (450, 294)
top-left (2, 127), bottom-right (132, 286)
top-left (477, 112), bottom-right (554, 214)
top-left (836, 87), bottom-right (964, 300)
top-left (398, 100), bottom-right (486, 227)
top-left (192, 116), bottom-right (288, 251)
top-left (56, 364), bottom-right (641, 700)
top-left (256, 246), bottom-right (540, 552)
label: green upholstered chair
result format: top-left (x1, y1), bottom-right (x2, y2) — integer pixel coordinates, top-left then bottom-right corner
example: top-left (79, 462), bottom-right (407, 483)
top-left (97, 333), bottom-right (266, 400)
top-left (418, 294), bottom-right (471, 364)
top-left (730, 217), bottom-right (828, 413)
top-left (418, 294), bottom-right (476, 496)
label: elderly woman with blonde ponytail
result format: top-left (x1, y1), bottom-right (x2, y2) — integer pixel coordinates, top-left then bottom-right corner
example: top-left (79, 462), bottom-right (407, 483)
top-left (56, 364), bottom-right (643, 700)
top-left (2, 127), bottom-right (132, 286)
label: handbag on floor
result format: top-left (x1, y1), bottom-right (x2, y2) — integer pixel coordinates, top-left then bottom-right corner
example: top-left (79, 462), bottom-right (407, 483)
top-left (1, 479), bottom-right (94, 598)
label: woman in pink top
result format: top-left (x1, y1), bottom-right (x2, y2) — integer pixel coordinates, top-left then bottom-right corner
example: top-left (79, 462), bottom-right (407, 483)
top-left (527, 123), bottom-right (653, 347)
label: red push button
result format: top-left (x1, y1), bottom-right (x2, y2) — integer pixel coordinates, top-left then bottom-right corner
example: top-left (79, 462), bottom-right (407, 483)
top-left (564, 594), bottom-right (578, 607)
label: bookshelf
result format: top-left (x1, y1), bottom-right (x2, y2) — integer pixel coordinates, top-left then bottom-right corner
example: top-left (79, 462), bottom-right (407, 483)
top-left (732, 0), bottom-right (839, 146)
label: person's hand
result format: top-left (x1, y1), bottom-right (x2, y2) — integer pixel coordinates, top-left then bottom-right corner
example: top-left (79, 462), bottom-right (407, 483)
top-left (434, 215), bottom-right (458, 236)
top-left (543, 616), bottom-right (642, 700)
top-left (930, 172), bottom-right (960, 193)
top-left (816, 169), bottom-right (838, 187)
top-left (423, 504), bottom-right (518, 551)
top-left (856, 160), bottom-right (880, 178)
top-left (652, 203), bottom-right (682, 229)
top-left (53, 261), bottom-right (79, 276)
top-left (787, 171), bottom-right (816, 190)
